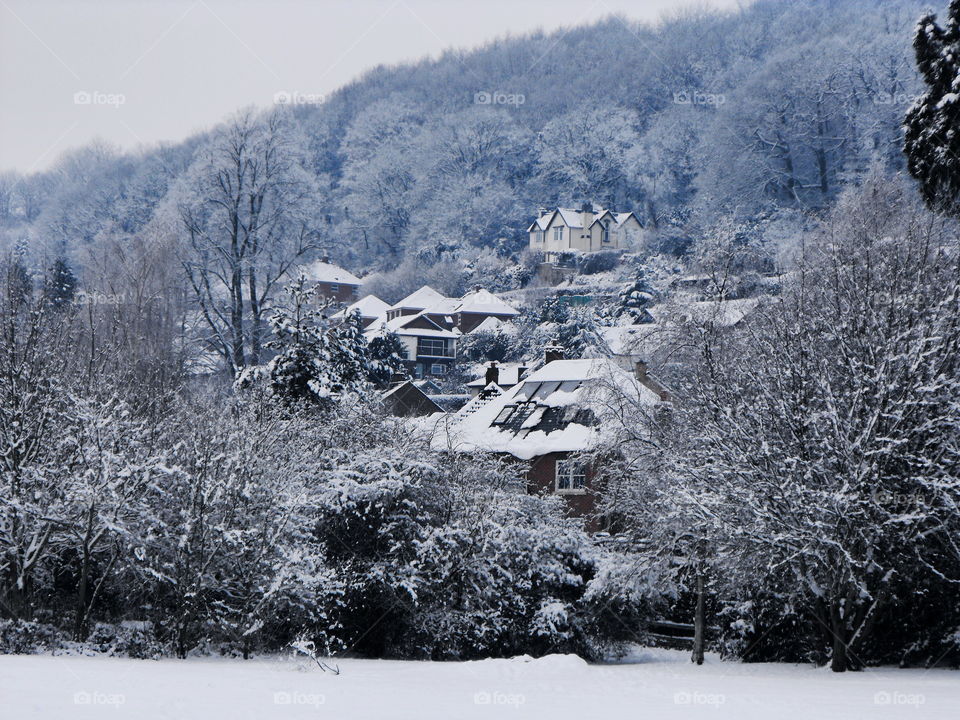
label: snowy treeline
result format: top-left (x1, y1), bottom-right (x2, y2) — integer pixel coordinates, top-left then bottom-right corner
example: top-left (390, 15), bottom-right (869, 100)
top-left (0, 271), bottom-right (650, 659)
top-left (0, 0), bottom-right (930, 305)
top-left (599, 177), bottom-right (960, 670)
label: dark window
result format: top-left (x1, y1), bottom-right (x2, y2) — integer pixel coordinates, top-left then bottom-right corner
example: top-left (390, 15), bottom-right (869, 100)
top-left (556, 460), bottom-right (587, 492)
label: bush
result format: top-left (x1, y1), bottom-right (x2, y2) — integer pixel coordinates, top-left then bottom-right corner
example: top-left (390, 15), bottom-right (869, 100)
top-left (84, 622), bottom-right (164, 660)
top-left (0, 619), bottom-right (65, 654)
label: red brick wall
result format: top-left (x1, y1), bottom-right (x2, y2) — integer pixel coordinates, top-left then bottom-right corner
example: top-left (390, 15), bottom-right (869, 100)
top-left (316, 282), bottom-right (359, 303)
top-left (526, 453), bottom-right (601, 531)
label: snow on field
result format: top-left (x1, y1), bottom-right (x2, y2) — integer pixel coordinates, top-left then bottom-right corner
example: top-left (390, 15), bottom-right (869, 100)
top-left (1, 648), bottom-right (956, 719)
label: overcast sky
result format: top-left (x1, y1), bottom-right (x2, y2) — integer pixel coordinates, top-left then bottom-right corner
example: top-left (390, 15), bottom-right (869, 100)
top-left (0, 0), bottom-right (744, 173)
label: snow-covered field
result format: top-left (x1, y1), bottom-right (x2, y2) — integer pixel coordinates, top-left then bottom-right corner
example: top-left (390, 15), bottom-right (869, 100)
top-left (1, 648), bottom-right (956, 719)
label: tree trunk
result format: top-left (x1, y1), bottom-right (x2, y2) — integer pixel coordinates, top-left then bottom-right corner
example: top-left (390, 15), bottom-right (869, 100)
top-left (692, 569), bottom-right (705, 665)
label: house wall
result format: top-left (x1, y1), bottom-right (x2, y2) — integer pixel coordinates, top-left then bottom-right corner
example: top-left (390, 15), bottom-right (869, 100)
top-left (526, 452), bottom-right (601, 531)
top-left (457, 311), bottom-right (517, 334)
top-left (316, 281), bottom-right (359, 303)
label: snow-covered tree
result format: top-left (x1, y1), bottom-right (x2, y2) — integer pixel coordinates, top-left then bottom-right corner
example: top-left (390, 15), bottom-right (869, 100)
top-left (904, 0), bottom-right (960, 215)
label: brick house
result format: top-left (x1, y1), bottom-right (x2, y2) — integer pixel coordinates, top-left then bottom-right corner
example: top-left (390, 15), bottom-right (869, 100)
top-left (432, 351), bottom-right (668, 529)
top-left (301, 259), bottom-right (362, 302)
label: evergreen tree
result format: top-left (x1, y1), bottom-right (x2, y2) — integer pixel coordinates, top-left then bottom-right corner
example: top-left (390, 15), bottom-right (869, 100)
top-left (616, 268), bottom-right (656, 324)
top-left (3, 253), bottom-right (31, 308)
top-left (904, 1), bottom-right (960, 215)
top-left (367, 330), bottom-right (408, 387)
top-left (265, 280), bottom-right (371, 404)
top-left (42, 257), bottom-right (76, 309)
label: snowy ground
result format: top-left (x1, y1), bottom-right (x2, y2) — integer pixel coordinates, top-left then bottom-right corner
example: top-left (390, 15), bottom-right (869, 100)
top-left (1, 648), bottom-right (956, 719)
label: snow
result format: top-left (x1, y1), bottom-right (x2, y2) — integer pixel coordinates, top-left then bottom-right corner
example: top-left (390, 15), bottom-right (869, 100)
top-left (434, 359), bottom-right (661, 459)
top-left (456, 288), bottom-right (519, 316)
top-left (299, 261), bottom-right (361, 286)
top-left (390, 285), bottom-right (448, 311)
top-left (3, 650), bottom-right (956, 719)
top-left (335, 294), bottom-right (389, 320)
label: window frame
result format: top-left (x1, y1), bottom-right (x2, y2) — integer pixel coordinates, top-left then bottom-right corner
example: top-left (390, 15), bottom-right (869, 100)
top-left (417, 337), bottom-right (450, 358)
top-left (555, 459), bottom-right (587, 494)
top-left (553, 226), bottom-right (564, 242)
top-left (430, 363), bottom-right (447, 375)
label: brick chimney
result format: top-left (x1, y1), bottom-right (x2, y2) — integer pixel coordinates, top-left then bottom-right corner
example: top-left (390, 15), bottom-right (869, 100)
top-left (517, 365), bottom-right (529, 381)
top-left (580, 200), bottom-right (593, 240)
top-left (485, 361), bottom-right (499, 387)
top-left (634, 359), bottom-right (671, 401)
top-left (545, 344), bottom-right (564, 365)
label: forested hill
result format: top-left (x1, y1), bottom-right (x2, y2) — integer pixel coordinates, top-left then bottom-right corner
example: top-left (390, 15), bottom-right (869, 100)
top-left (0, 0), bottom-right (929, 293)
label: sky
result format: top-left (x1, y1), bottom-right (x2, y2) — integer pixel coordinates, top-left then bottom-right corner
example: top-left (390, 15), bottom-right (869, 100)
top-left (0, 0), bottom-right (745, 173)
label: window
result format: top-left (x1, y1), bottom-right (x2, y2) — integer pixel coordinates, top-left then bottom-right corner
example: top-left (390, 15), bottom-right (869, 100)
top-left (414, 363), bottom-right (424, 379)
top-left (553, 226), bottom-right (564, 242)
top-left (417, 337), bottom-right (449, 358)
top-left (430, 363), bottom-right (447, 375)
top-left (601, 223), bottom-right (610, 243)
top-left (536, 230), bottom-right (544, 243)
top-left (556, 459), bottom-right (587, 493)
top-left (329, 283), bottom-right (340, 294)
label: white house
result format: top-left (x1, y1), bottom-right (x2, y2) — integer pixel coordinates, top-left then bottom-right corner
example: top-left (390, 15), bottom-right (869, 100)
top-left (528, 203), bottom-right (643, 262)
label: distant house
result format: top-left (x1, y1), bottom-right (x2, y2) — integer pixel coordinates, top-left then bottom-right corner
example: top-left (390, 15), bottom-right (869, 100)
top-left (381, 380), bottom-right (444, 417)
top-left (455, 288), bottom-right (521, 333)
top-left (528, 203), bottom-right (643, 263)
top-left (333, 294), bottom-right (390, 328)
top-left (433, 351), bottom-right (668, 528)
top-left (300, 259), bottom-right (362, 302)
top-left (366, 311), bottom-right (460, 379)
top-left (384, 285), bottom-right (520, 334)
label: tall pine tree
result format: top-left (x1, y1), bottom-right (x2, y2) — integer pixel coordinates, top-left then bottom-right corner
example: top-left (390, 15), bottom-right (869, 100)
top-left (904, 1), bottom-right (960, 215)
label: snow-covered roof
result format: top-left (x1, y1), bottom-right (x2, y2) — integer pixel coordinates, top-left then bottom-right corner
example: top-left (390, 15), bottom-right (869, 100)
top-left (368, 311), bottom-right (460, 339)
top-left (432, 358), bottom-right (661, 460)
top-left (391, 285), bottom-right (448, 311)
top-left (456, 288), bottom-right (520, 316)
top-left (301, 261), bottom-right (362, 285)
top-left (335, 294), bottom-right (389, 319)
top-left (530, 207), bottom-right (638, 231)
top-left (466, 363), bottom-right (528, 388)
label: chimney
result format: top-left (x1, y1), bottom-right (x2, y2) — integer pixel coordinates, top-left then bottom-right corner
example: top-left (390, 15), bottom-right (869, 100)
top-left (538, 207), bottom-right (549, 218)
top-left (634, 360), bottom-right (648, 382)
top-left (320, 251), bottom-right (331, 264)
top-left (517, 366), bottom-right (529, 382)
top-left (545, 344), bottom-right (564, 365)
top-left (580, 200), bottom-right (593, 240)
top-left (485, 361), bottom-right (500, 387)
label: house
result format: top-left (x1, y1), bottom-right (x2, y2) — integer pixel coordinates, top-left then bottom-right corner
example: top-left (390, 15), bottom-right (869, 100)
top-left (301, 259), bottom-right (362, 302)
top-left (432, 350), bottom-right (668, 528)
top-left (385, 285), bottom-right (520, 334)
top-left (381, 380), bottom-right (444, 417)
top-left (465, 362), bottom-right (529, 398)
top-left (528, 203), bottom-right (643, 263)
top-left (333, 294), bottom-right (390, 328)
top-left (366, 311), bottom-right (460, 379)
top-left (455, 288), bottom-right (521, 333)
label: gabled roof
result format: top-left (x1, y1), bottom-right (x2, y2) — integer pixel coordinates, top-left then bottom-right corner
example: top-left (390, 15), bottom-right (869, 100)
top-left (456, 288), bottom-right (520, 317)
top-left (335, 294), bottom-right (389, 320)
top-left (301, 260), bottom-right (362, 285)
top-left (432, 358), bottom-right (662, 460)
top-left (368, 310), bottom-right (460, 339)
top-left (390, 285), bottom-right (448, 311)
top-left (530, 207), bottom-right (641, 232)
